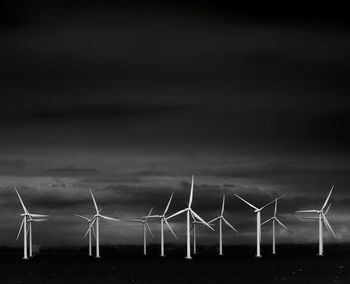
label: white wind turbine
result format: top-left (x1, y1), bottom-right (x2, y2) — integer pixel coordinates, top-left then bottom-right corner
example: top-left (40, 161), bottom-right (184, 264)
top-left (296, 185), bottom-right (336, 256)
top-left (167, 175), bottom-right (214, 259)
top-left (15, 188), bottom-right (49, 259)
top-left (75, 214), bottom-right (96, 256)
top-left (209, 195), bottom-right (238, 255)
top-left (148, 193), bottom-right (177, 257)
top-left (84, 188), bottom-right (122, 258)
top-left (127, 207), bottom-right (155, 255)
top-left (234, 194), bottom-right (283, 257)
top-left (261, 197), bottom-right (290, 255)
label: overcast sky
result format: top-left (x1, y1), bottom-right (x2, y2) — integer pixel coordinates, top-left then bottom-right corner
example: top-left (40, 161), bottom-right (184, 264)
top-left (1, 1), bottom-right (350, 247)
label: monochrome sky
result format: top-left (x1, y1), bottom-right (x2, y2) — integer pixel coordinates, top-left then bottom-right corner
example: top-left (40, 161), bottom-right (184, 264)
top-left (1, 1), bottom-right (350, 247)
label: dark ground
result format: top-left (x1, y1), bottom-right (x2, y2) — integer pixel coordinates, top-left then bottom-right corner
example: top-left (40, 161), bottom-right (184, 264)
top-left (0, 245), bottom-right (349, 284)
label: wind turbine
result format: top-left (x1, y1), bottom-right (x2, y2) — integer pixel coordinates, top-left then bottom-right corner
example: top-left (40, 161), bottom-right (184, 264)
top-left (167, 175), bottom-right (214, 259)
top-left (15, 188), bottom-right (49, 259)
top-left (261, 197), bottom-right (290, 255)
top-left (208, 195), bottom-right (238, 255)
top-left (127, 207), bottom-right (155, 255)
top-left (84, 188), bottom-right (122, 258)
top-left (75, 214), bottom-right (96, 256)
top-left (296, 185), bottom-right (336, 256)
top-left (148, 193), bottom-right (177, 257)
top-left (234, 193), bottom-right (283, 257)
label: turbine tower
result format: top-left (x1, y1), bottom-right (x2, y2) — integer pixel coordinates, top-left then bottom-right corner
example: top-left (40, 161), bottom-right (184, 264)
top-left (261, 197), bottom-right (290, 255)
top-left (148, 193), bottom-right (177, 257)
top-left (127, 208), bottom-right (155, 255)
top-left (75, 214), bottom-right (95, 256)
top-left (234, 194), bottom-right (283, 257)
top-left (296, 185), bottom-right (336, 256)
top-left (209, 195), bottom-right (238, 255)
top-left (15, 188), bottom-right (49, 259)
top-left (84, 188), bottom-right (122, 258)
top-left (167, 175), bottom-right (214, 259)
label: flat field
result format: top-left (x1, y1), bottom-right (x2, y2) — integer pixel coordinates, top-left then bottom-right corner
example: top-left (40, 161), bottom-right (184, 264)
top-left (1, 245), bottom-right (348, 284)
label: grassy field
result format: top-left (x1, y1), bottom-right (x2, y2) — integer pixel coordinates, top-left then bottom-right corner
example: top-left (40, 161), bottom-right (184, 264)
top-left (1, 245), bottom-right (349, 284)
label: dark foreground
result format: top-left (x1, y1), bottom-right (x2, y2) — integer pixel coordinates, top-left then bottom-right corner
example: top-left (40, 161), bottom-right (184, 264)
top-left (1, 245), bottom-right (349, 284)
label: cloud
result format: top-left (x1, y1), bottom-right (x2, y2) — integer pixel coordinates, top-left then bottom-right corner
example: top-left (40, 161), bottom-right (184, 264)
top-left (0, 158), bottom-right (27, 174)
top-left (45, 167), bottom-right (100, 177)
top-left (16, 104), bottom-right (189, 123)
top-left (199, 161), bottom-right (350, 179)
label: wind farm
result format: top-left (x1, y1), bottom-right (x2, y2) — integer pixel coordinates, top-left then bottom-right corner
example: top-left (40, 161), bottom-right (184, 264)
top-left (3, 179), bottom-right (346, 284)
top-left (8, 180), bottom-right (340, 262)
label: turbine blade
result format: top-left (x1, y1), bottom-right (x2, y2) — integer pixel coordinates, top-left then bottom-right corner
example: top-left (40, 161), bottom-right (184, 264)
top-left (29, 214), bottom-right (49, 218)
top-left (126, 219), bottom-right (142, 223)
top-left (275, 218), bottom-right (291, 232)
top-left (146, 207), bottom-right (154, 221)
top-left (189, 210), bottom-right (195, 221)
top-left (191, 210), bottom-right (215, 231)
top-left (261, 217), bottom-right (273, 226)
top-left (146, 222), bottom-right (155, 238)
top-left (89, 188), bottom-right (99, 214)
top-left (322, 185), bottom-right (334, 211)
top-left (234, 194), bottom-right (258, 210)
top-left (208, 216), bottom-right (220, 224)
top-left (322, 214), bottom-right (336, 238)
top-left (260, 195), bottom-right (284, 211)
top-left (189, 175), bottom-right (194, 208)
top-left (30, 219), bottom-right (48, 222)
top-left (274, 197), bottom-right (278, 217)
top-left (14, 188), bottom-right (28, 213)
top-left (84, 227), bottom-right (91, 238)
top-left (221, 195), bottom-right (225, 216)
top-left (164, 193), bottom-right (174, 215)
top-left (16, 219), bottom-right (24, 240)
top-left (75, 214), bottom-right (90, 221)
top-left (164, 218), bottom-right (177, 239)
top-left (99, 215), bottom-right (121, 222)
top-left (84, 218), bottom-right (96, 238)
top-left (295, 210), bottom-right (318, 213)
top-left (147, 215), bottom-right (162, 219)
top-left (167, 208), bottom-right (187, 220)
top-left (325, 203), bottom-right (332, 215)
top-left (222, 217), bottom-right (238, 233)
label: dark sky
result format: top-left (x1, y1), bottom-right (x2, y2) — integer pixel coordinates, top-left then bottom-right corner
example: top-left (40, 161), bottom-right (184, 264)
top-left (1, 1), bottom-right (350, 247)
